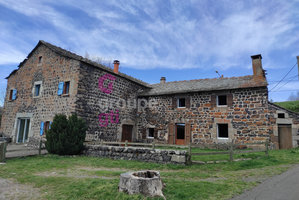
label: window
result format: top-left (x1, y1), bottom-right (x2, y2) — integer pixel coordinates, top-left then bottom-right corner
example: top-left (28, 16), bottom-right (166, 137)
top-left (278, 113), bottom-right (285, 118)
top-left (9, 90), bottom-right (13, 100)
top-left (34, 84), bottom-right (41, 96)
top-left (148, 128), bottom-right (155, 138)
top-left (58, 81), bottom-right (70, 96)
top-left (217, 124), bottom-right (228, 138)
top-left (9, 89), bottom-right (17, 101)
top-left (217, 95), bottom-right (227, 106)
top-left (63, 81), bottom-right (70, 95)
top-left (40, 121), bottom-right (51, 136)
top-left (38, 56), bottom-right (43, 64)
top-left (177, 98), bottom-right (186, 108)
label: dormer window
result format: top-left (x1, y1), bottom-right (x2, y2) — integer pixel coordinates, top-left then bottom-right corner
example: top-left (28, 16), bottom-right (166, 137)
top-left (217, 95), bottom-right (227, 106)
top-left (177, 98), bottom-right (186, 108)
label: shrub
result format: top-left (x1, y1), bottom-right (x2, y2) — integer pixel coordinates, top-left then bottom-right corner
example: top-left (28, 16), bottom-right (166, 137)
top-left (46, 113), bottom-right (87, 155)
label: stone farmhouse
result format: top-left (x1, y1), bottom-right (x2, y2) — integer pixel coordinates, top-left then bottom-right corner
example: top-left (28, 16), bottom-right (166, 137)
top-left (1, 40), bottom-right (298, 149)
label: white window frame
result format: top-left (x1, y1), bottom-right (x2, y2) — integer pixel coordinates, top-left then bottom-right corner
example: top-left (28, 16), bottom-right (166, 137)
top-left (177, 98), bottom-right (186, 108)
top-left (217, 95), bottom-right (227, 107)
top-left (32, 81), bottom-right (43, 98)
top-left (217, 123), bottom-right (229, 139)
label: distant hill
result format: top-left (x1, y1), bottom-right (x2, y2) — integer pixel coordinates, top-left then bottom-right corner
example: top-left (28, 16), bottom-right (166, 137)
top-left (274, 101), bottom-right (299, 113)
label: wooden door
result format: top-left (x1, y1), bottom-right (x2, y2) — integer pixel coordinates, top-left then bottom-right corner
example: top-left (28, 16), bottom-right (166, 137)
top-left (175, 124), bottom-right (185, 145)
top-left (278, 124), bottom-right (292, 149)
top-left (121, 125), bottom-right (133, 142)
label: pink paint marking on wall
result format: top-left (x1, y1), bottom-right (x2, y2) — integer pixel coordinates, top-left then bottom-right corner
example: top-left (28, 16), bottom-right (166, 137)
top-left (99, 110), bottom-right (119, 127)
top-left (98, 73), bottom-right (116, 94)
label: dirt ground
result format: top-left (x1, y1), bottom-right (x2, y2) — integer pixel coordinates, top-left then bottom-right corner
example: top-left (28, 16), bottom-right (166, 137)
top-left (0, 178), bottom-right (41, 200)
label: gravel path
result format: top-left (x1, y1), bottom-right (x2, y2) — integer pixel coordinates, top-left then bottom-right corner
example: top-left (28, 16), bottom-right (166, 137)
top-left (231, 164), bottom-right (299, 200)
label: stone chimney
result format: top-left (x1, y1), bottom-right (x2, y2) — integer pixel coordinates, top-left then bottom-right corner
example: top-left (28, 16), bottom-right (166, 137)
top-left (160, 77), bottom-right (166, 84)
top-left (251, 54), bottom-right (264, 77)
top-left (113, 60), bottom-right (120, 74)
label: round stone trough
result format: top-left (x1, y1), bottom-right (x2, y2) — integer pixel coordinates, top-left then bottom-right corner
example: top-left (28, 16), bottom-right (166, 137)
top-left (118, 170), bottom-right (164, 197)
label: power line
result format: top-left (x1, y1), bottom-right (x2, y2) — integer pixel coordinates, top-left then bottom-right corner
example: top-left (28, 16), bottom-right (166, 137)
top-left (269, 89), bottom-right (299, 93)
top-left (274, 79), bottom-right (299, 92)
top-left (268, 75), bottom-right (299, 82)
top-left (269, 62), bottom-right (298, 92)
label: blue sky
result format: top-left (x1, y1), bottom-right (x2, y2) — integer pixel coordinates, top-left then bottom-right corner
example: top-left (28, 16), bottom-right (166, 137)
top-left (0, 0), bottom-right (299, 104)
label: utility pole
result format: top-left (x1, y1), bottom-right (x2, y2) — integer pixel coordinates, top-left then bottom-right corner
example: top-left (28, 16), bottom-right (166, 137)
top-left (297, 56), bottom-right (299, 80)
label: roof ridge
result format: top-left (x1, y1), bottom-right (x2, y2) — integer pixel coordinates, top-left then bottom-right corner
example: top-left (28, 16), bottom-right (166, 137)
top-left (39, 40), bottom-right (150, 87)
top-left (150, 75), bottom-right (254, 86)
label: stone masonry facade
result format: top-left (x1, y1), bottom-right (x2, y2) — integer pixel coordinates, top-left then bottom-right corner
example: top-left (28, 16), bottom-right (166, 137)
top-left (0, 44), bottom-right (80, 145)
top-left (1, 40), bottom-right (298, 149)
top-left (137, 87), bottom-right (271, 146)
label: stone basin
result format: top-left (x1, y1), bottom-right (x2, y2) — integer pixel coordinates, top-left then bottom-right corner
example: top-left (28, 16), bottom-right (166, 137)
top-left (119, 170), bottom-right (164, 198)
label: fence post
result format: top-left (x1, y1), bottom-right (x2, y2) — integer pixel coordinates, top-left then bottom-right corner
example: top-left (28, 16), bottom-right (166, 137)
top-left (0, 142), bottom-right (6, 163)
top-left (265, 140), bottom-right (269, 157)
top-left (38, 138), bottom-right (42, 156)
top-left (152, 141), bottom-right (155, 150)
top-left (125, 140), bottom-right (128, 147)
top-left (229, 140), bottom-right (234, 162)
top-left (187, 143), bottom-right (192, 165)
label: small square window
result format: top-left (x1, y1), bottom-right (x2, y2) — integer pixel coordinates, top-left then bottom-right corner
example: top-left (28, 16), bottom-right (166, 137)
top-left (217, 95), bottom-right (227, 106)
top-left (278, 113), bottom-right (285, 118)
top-left (148, 128), bottom-right (155, 138)
top-left (38, 56), bottom-right (43, 64)
top-left (178, 98), bottom-right (186, 108)
top-left (35, 84), bottom-right (41, 96)
top-left (63, 81), bottom-right (70, 95)
top-left (218, 124), bottom-right (228, 138)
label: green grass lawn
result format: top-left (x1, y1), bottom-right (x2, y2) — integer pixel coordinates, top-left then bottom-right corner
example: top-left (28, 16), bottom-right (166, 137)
top-left (275, 100), bottom-right (299, 113)
top-left (1, 149), bottom-right (299, 200)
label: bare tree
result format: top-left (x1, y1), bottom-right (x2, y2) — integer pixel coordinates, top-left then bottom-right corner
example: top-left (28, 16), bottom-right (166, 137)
top-left (288, 91), bottom-right (299, 101)
top-left (0, 88), bottom-right (6, 107)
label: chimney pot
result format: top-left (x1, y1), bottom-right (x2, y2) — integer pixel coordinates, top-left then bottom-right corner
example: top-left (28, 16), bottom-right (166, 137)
top-left (251, 54), bottom-right (264, 77)
top-left (160, 77), bottom-right (166, 84)
top-left (113, 60), bottom-right (120, 74)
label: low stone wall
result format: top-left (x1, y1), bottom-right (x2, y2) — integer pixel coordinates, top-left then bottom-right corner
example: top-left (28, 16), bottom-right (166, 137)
top-left (83, 145), bottom-right (187, 164)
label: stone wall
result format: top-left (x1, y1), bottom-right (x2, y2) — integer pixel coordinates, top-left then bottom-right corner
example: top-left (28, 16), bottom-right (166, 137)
top-left (137, 87), bottom-right (271, 146)
top-left (76, 62), bottom-right (148, 142)
top-left (83, 145), bottom-right (187, 164)
top-left (0, 44), bottom-right (80, 144)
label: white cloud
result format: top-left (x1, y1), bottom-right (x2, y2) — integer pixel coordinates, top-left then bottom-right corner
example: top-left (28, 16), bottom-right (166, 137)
top-left (0, 0), bottom-right (298, 71)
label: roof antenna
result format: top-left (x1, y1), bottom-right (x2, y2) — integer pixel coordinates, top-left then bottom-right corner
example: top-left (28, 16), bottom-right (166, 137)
top-left (215, 70), bottom-right (221, 78)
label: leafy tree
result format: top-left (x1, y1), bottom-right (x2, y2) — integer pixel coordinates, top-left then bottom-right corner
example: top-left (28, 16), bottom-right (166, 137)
top-left (46, 113), bottom-right (87, 155)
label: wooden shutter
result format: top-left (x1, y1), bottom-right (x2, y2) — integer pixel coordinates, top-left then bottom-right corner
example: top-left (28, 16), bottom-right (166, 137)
top-left (40, 121), bottom-right (44, 136)
top-left (185, 122), bottom-right (191, 145)
top-left (154, 129), bottom-right (158, 139)
top-left (57, 82), bottom-right (64, 96)
top-left (168, 123), bottom-right (175, 144)
top-left (211, 95), bottom-right (216, 107)
top-left (141, 128), bottom-right (147, 139)
top-left (227, 93), bottom-right (233, 107)
top-left (172, 97), bottom-right (177, 109)
top-left (12, 89), bottom-right (17, 100)
top-left (186, 97), bottom-right (191, 108)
